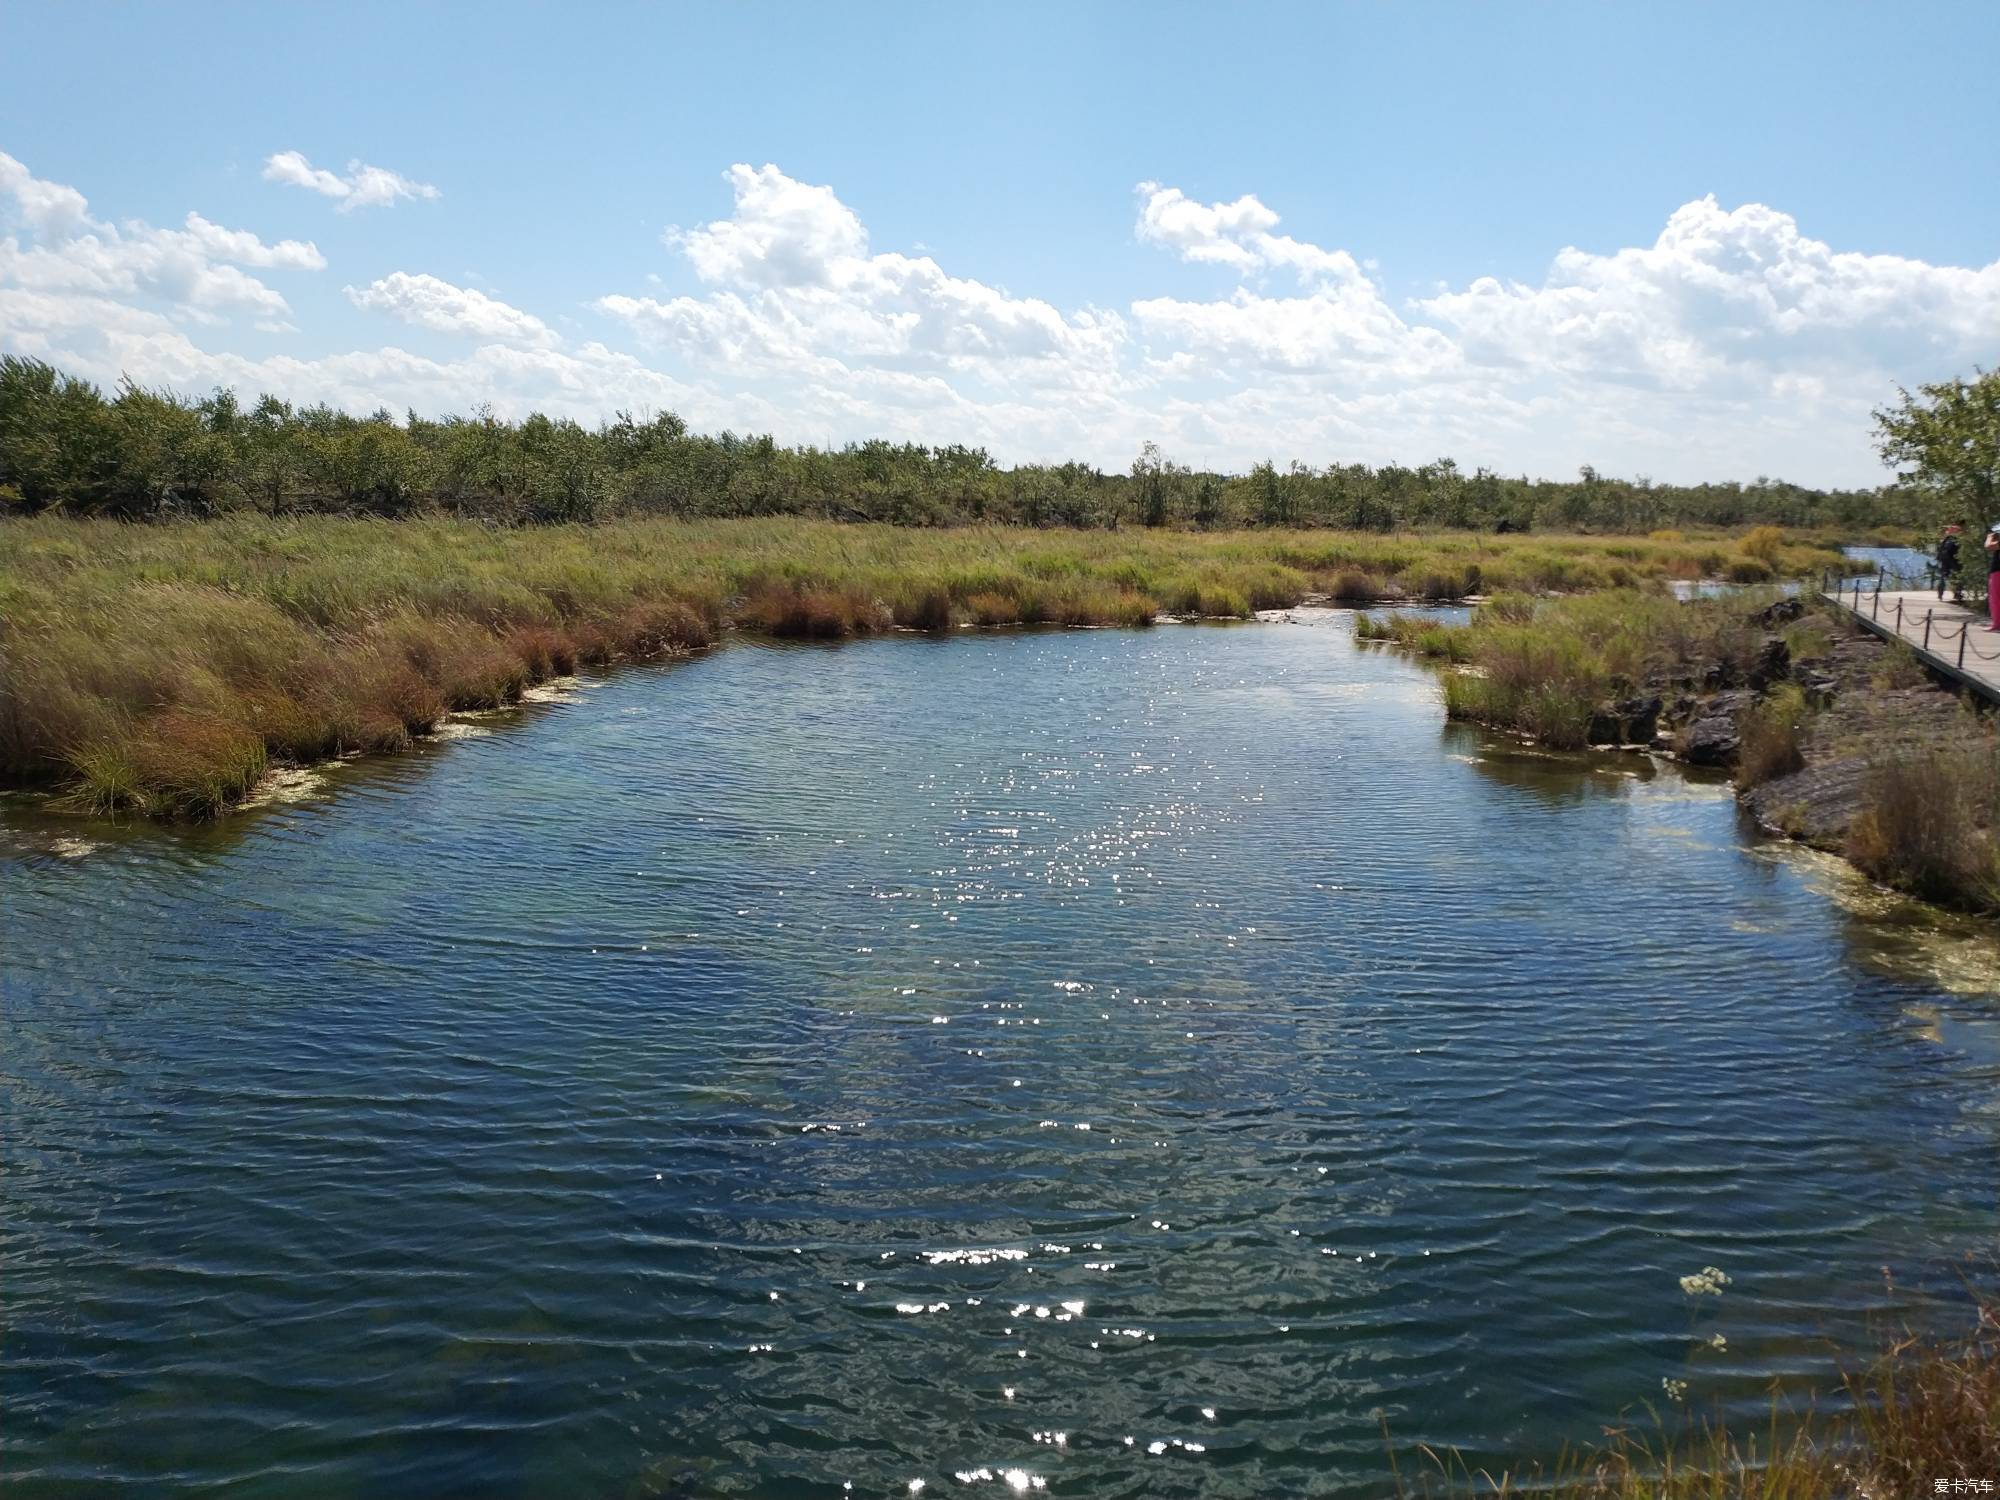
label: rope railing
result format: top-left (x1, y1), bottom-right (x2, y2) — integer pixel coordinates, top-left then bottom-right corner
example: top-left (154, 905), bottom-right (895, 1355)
top-left (1820, 568), bottom-right (2000, 671)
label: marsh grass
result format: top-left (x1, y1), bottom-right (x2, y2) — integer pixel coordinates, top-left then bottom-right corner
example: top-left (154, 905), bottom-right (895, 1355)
top-left (1400, 592), bottom-right (1766, 748)
top-left (1356, 613), bottom-right (1475, 662)
top-left (1, 516), bottom-right (1841, 817)
top-left (1846, 742), bottom-right (2000, 909)
top-left (1735, 684), bottom-right (1810, 788)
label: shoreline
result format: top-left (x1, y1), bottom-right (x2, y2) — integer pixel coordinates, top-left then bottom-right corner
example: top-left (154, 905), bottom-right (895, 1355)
top-left (0, 608), bottom-right (1296, 834)
top-left (1364, 589), bottom-right (2000, 919)
top-left (2, 514), bottom-right (1851, 820)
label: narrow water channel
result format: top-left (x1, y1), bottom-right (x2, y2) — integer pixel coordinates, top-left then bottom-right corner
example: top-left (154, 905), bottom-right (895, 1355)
top-left (6, 611), bottom-right (1998, 1498)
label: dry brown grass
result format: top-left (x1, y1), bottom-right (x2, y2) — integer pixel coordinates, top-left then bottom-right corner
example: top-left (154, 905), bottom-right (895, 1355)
top-left (1735, 684), bottom-right (1809, 788)
top-left (1846, 743), bottom-right (2000, 908)
top-left (0, 514), bottom-right (1846, 817)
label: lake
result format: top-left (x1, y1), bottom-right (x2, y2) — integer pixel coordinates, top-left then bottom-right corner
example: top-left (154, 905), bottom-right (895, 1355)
top-left (6, 610), bottom-right (1999, 1498)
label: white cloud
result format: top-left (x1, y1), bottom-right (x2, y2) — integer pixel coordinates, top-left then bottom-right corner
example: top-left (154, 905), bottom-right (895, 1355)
top-left (1135, 181), bottom-right (1354, 281)
top-left (262, 150), bottom-right (440, 212)
top-left (673, 163), bottom-right (867, 288)
top-left (598, 163), bottom-right (1126, 393)
top-left (6, 148), bottom-right (1999, 485)
top-left (0, 150), bottom-right (322, 321)
top-left (1132, 283), bottom-right (1459, 380)
top-left (346, 272), bottom-right (557, 347)
top-left (1418, 195), bottom-right (2000, 393)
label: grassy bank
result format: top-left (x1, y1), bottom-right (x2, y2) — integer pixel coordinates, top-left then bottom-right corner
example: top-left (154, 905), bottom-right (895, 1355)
top-left (1368, 589), bottom-right (2000, 912)
top-left (0, 516), bottom-right (1842, 818)
top-left (1361, 590), bottom-right (1789, 749)
top-left (1392, 1297), bottom-right (2000, 1497)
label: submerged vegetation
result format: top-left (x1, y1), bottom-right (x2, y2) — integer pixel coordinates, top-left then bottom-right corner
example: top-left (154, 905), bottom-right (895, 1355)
top-left (0, 355), bottom-right (1912, 531)
top-left (0, 514), bottom-right (1839, 819)
top-left (1392, 1296), bottom-right (2000, 1497)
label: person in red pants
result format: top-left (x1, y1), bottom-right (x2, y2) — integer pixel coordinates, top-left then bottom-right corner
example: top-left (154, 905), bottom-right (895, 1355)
top-left (1986, 526), bottom-right (2000, 630)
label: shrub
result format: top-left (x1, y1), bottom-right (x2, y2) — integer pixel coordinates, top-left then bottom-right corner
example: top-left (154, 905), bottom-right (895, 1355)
top-left (1195, 584), bottom-right (1250, 618)
top-left (1736, 684), bottom-right (1809, 788)
top-left (617, 599), bottom-right (713, 656)
top-left (1739, 524), bottom-right (1786, 563)
top-left (129, 711), bottom-right (268, 817)
top-left (1353, 613), bottom-right (1396, 641)
top-left (738, 582), bottom-right (889, 638)
top-left (1781, 615), bottom-right (1834, 662)
top-left (962, 591), bottom-right (1020, 627)
top-left (1872, 641), bottom-right (1929, 690)
top-left (890, 584), bottom-right (957, 632)
top-left (1413, 571), bottom-right (1463, 601)
top-left (1846, 745), bottom-right (2000, 907)
top-left (1326, 568), bottom-right (1381, 601)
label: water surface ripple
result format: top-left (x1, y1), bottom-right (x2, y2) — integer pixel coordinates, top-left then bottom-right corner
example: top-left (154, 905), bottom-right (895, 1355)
top-left (6, 613), bottom-right (2000, 1498)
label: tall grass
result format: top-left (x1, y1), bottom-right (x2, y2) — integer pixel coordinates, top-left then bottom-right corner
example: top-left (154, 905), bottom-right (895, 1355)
top-left (1735, 684), bottom-right (1809, 788)
top-left (0, 516), bottom-right (1840, 817)
top-left (1396, 592), bottom-right (1767, 748)
top-left (1846, 742), bottom-right (2000, 909)
top-left (1354, 613), bottom-right (1475, 662)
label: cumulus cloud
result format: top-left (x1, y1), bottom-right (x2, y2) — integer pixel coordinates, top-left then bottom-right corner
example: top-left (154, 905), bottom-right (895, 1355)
top-left (1135, 182), bottom-right (1355, 281)
top-left (598, 163), bottom-right (1126, 392)
top-left (6, 147), bottom-right (1999, 484)
top-left (1418, 195), bottom-right (2000, 392)
top-left (1128, 183), bottom-right (1458, 381)
top-left (346, 272), bottom-right (557, 347)
top-left (263, 150), bottom-right (441, 212)
top-left (0, 149), bottom-right (322, 321)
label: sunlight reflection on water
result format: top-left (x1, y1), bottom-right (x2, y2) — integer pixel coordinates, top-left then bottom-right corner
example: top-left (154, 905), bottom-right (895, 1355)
top-left (6, 613), bottom-right (2000, 1497)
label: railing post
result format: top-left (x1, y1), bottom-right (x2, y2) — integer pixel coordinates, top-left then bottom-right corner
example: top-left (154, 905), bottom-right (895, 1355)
top-left (1960, 625), bottom-right (1969, 671)
top-left (1872, 586), bottom-right (1880, 620)
top-left (1896, 598), bottom-right (1904, 635)
top-left (1925, 609), bottom-right (1934, 651)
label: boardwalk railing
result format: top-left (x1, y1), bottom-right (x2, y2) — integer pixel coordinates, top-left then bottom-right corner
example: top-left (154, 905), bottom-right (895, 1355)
top-left (1821, 568), bottom-right (2000, 702)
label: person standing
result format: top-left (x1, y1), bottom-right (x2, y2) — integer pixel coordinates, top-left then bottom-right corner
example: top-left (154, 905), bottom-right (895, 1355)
top-left (1938, 521), bottom-right (1964, 600)
top-left (1985, 526), bottom-right (2000, 630)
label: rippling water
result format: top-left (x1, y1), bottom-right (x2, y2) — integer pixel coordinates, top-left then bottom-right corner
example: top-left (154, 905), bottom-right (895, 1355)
top-left (7, 610), bottom-right (2000, 1498)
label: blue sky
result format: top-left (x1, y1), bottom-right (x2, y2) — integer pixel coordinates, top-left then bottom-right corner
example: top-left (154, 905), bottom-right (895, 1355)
top-left (3, 0), bottom-right (1996, 485)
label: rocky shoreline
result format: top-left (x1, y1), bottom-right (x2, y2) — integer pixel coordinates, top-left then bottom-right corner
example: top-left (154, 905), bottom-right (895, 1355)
top-left (1574, 597), bottom-right (1990, 898)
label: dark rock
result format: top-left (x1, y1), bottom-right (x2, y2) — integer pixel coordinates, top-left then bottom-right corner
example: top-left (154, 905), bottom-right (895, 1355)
top-left (1748, 633), bottom-right (1791, 690)
top-left (1681, 715), bottom-right (1740, 765)
top-left (1619, 694), bottom-right (1663, 741)
top-left (1586, 692), bottom-right (1663, 746)
top-left (1753, 598), bottom-right (1805, 626)
top-left (1679, 690), bottom-right (1753, 766)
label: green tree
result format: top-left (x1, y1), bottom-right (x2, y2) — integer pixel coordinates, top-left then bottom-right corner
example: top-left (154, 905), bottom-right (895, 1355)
top-left (1133, 442), bottom-right (1170, 527)
top-left (1875, 369), bottom-right (2000, 527)
top-left (0, 356), bottom-right (116, 511)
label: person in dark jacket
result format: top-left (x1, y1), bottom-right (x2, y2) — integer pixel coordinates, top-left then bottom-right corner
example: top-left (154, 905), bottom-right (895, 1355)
top-left (1938, 521), bottom-right (1965, 600)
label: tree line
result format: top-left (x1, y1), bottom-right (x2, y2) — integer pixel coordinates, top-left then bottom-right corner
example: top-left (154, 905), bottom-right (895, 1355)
top-left (0, 355), bottom-right (1922, 532)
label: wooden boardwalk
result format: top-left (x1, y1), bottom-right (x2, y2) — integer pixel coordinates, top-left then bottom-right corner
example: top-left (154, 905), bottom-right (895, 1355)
top-left (1822, 581), bottom-right (2000, 704)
